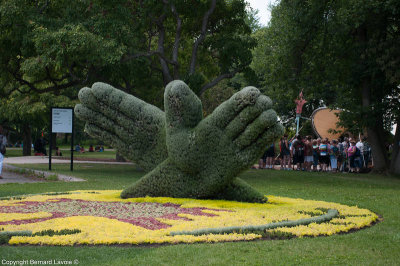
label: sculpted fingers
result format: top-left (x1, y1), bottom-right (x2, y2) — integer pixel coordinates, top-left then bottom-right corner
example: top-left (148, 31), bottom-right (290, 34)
top-left (234, 109), bottom-right (278, 149)
top-left (74, 104), bottom-right (117, 133)
top-left (79, 82), bottom-right (164, 124)
top-left (76, 82), bottom-right (169, 171)
top-left (208, 86), bottom-right (261, 129)
top-left (237, 123), bottom-right (284, 167)
top-left (83, 123), bottom-right (134, 161)
top-left (225, 95), bottom-right (273, 140)
top-left (164, 80), bottom-right (203, 130)
top-left (78, 87), bottom-right (97, 106)
top-left (75, 102), bottom-right (161, 146)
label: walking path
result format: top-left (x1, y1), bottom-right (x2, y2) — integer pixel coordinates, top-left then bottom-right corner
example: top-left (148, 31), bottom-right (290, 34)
top-left (0, 169), bottom-right (45, 184)
top-left (1, 164), bottom-right (86, 184)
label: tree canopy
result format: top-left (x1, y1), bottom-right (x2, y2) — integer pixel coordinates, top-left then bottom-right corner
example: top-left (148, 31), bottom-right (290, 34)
top-left (252, 0), bottom-right (400, 173)
top-left (0, 0), bottom-right (258, 155)
top-left (0, 0), bottom-right (257, 103)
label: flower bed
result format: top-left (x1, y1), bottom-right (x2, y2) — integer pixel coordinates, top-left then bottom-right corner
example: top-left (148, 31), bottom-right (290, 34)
top-left (0, 190), bottom-right (378, 245)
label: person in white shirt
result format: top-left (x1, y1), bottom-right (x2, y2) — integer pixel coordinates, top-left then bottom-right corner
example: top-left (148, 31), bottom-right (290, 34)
top-left (356, 139), bottom-right (364, 153)
top-left (356, 139), bottom-right (364, 168)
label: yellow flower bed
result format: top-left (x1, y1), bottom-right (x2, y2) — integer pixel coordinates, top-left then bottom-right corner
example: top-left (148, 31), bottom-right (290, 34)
top-left (0, 190), bottom-right (378, 245)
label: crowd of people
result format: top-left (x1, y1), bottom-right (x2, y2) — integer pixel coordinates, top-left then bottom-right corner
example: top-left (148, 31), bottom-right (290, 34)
top-left (259, 134), bottom-right (372, 173)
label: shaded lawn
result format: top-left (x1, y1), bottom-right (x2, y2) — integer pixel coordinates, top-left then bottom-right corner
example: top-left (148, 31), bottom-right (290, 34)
top-left (0, 164), bottom-right (399, 265)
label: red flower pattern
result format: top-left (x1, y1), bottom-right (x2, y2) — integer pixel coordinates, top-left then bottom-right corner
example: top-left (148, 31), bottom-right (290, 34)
top-left (0, 199), bottom-right (228, 230)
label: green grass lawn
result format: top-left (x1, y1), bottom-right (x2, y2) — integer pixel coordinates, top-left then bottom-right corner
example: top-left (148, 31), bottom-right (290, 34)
top-left (1, 165), bottom-right (399, 265)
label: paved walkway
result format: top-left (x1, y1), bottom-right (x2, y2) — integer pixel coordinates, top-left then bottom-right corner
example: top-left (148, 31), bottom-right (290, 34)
top-left (1, 164), bottom-right (86, 184)
top-left (0, 168), bottom-right (45, 184)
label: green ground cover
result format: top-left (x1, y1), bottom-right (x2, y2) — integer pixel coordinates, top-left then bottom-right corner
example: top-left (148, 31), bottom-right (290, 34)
top-left (0, 165), bottom-right (399, 265)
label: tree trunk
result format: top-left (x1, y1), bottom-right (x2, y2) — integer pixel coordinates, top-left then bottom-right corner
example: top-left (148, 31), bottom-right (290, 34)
top-left (361, 77), bottom-right (389, 173)
top-left (22, 124), bottom-right (32, 156)
top-left (390, 121), bottom-right (400, 174)
top-left (390, 146), bottom-right (400, 175)
top-left (367, 127), bottom-right (389, 173)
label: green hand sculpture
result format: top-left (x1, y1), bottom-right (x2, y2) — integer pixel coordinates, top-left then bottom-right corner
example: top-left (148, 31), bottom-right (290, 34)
top-left (75, 80), bottom-right (283, 203)
top-left (75, 82), bottom-right (167, 172)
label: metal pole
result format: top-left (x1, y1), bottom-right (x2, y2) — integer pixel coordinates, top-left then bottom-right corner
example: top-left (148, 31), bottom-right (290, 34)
top-left (49, 108), bottom-right (53, 170)
top-left (70, 110), bottom-right (74, 171)
top-left (296, 114), bottom-right (300, 136)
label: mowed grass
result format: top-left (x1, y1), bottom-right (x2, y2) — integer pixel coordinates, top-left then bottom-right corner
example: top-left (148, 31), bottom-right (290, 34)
top-left (1, 164), bottom-right (399, 265)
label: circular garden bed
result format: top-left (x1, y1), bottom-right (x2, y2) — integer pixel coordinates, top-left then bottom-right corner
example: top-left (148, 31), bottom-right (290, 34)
top-left (0, 190), bottom-right (378, 245)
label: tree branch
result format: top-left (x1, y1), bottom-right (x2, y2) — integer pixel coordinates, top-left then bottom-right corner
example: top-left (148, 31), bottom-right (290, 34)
top-left (46, 67), bottom-right (61, 87)
top-left (8, 66), bottom-right (87, 96)
top-left (189, 0), bottom-right (217, 75)
top-left (10, 71), bottom-right (38, 93)
top-left (199, 68), bottom-right (241, 96)
top-left (38, 0), bottom-right (49, 14)
top-left (170, 2), bottom-right (182, 79)
top-left (123, 1), bottom-right (180, 82)
top-left (156, 9), bottom-right (173, 84)
top-left (121, 51), bottom-right (178, 66)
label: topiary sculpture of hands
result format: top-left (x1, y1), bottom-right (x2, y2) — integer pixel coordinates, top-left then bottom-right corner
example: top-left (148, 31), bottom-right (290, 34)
top-left (75, 80), bottom-right (283, 203)
top-left (75, 82), bottom-right (167, 172)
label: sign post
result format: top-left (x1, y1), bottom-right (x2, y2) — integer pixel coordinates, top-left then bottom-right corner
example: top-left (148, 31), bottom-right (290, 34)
top-left (50, 107), bottom-right (74, 171)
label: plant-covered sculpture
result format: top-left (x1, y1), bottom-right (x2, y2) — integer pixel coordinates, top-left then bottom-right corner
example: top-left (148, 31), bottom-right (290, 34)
top-left (75, 80), bottom-right (283, 203)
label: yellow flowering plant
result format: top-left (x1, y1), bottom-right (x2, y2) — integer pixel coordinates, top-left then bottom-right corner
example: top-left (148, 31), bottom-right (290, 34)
top-left (0, 190), bottom-right (378, 245)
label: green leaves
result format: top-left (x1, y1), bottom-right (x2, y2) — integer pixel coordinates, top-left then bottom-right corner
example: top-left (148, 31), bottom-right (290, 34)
top-left (31, 24), bottom-right (126, 69)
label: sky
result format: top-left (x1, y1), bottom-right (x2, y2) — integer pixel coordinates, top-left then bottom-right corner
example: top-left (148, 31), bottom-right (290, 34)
top-left (246, 0), bottom-right (279, 26)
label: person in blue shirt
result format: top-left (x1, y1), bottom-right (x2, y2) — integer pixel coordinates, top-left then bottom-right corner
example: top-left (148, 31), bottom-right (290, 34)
top-left (329, 140), bottom-right (339, 172)
top-left (319, 139), bottom-right (329, 172)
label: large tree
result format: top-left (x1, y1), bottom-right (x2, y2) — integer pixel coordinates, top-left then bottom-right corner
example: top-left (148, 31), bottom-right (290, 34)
top-left (0, 92), bottom-right (75, 155)
top-left (0, 0), bottom-right (256, 104)
top-left (252, 0), bottom-right (400, 174)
